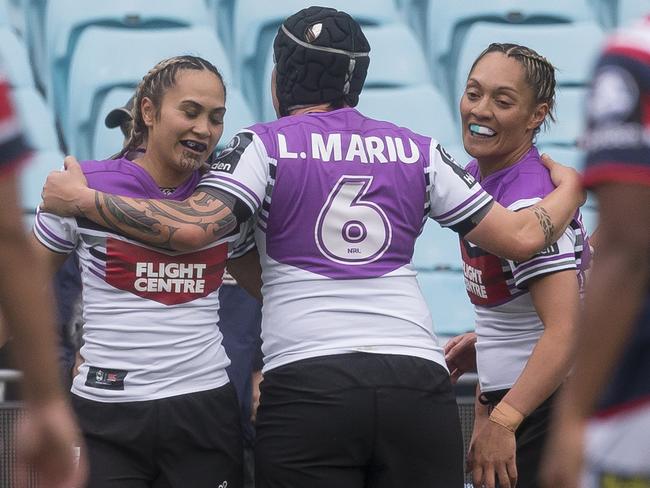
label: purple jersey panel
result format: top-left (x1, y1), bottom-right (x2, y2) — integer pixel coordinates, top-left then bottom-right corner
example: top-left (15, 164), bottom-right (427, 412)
top-left (251, 108), bottom-right (431, 279)
top-left (80, 158), bottom-right (200, 200)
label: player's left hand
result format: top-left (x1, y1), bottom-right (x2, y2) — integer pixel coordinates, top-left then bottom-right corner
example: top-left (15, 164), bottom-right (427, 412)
top-left (469, 419), bottom-right (517, 488)
top-left (540, 153), bottom-right (586, 206)
top-left (444, 332), bottom-right (477, 383)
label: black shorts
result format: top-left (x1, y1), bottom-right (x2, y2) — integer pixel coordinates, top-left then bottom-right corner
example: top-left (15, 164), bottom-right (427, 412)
top-left (72, 384), bottom-right (244, 488)
top-left (480, 388), bottom-right (559, 488)
top-left (255, 352), bottom-right (464, 488)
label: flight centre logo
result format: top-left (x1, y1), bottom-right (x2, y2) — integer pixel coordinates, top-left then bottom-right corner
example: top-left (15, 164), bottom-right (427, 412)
top-left (105, 238), bottom-right (227, 305)
top-left (211, 132), bottom-right (254, 174)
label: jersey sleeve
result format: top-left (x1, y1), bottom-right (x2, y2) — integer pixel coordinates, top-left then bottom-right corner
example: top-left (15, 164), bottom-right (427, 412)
top-left (227, 215), bottom-right (256, 259)
top-left (0, 72), bottom-right (31, 178)
top-left (426, 142), bottom-right (493, 231)
top-left (582, 40), bottom-right (650, 189)
top-left (505, 198), bottom-right (578, 287)
top-left (32, 208), bottom-right (78, 254)
top-left (197, 130), bottom-right (270, 216)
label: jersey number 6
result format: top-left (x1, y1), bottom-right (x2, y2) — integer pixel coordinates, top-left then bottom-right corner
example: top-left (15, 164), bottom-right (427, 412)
top-left (315, 175), bottom-right (392, 265)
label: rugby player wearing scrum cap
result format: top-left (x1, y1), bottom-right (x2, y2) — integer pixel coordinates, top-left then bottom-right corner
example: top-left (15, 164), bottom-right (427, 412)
top-left (41, 7), bottom-right (584, 486)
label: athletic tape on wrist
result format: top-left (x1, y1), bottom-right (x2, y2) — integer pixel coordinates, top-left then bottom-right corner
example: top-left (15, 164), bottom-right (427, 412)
top-left (488, 401), bottom-right (525, 433)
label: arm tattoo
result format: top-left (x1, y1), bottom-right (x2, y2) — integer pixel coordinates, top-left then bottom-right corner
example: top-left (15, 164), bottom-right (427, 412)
top-left (530, 205), bottom-right (554, 248)
top-left (93, 190), bottom-right (237, 249)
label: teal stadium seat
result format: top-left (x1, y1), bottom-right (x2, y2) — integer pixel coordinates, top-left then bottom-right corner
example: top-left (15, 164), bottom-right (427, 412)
top-left (18, 0), bottom-right (47, 89)
top-left (453, 21), bottom-right (604, 110)
top-left (0, 27), bottom-right (35, 88)
top-left (412, 220), bottom-right (463, 272)
top-left (92, 87), bottom-right (134, 160)
top-left (535, 145), bottom-right (586, 172)
top-left (356, 85), bottom-right (459, 150)
top-left (426, 0), bottom-right (595, 96)
top-left (232, 0), bottom-right (398, 120)
top-left (44, 0), bottom-right (210, 143)
top-left (617, 0), bottom-right (650, 26)
top-left (416, 270), bottom-right (475, 337)
top-left (65, 25), bottom-right (251, 161)
top-left (19, 149), bottom-right (65, 212)
top-left (261, 22), bottom-right (436, 123)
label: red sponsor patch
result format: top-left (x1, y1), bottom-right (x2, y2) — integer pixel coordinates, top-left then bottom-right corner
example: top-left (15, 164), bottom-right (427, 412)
top-left (460, 241), bottom-right (511, 306)
top-left (105, 238), bottom-right (227, 305)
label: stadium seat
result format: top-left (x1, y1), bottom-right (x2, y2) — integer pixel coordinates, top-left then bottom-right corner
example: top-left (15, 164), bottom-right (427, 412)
top-left (91, 87), bottom-right (133, 160)
top-left (617, 0), bottom-right (650, 26)
top-left (12, 87), bottom-right (60, 152)
top-left (44, 0), bottom-right (210, 134)
top-left (427, 1), bottom-right (596, 94)
top-left (232, 0), bottom-right (399, 115)
top-left (18, 0), bottom-right (47, 89)
top-left (413, 220), bottom-right (463, 272)
top-left (19, 149), bottom-right (65, 212)
top-left (0, 27), bottom-right (35, 88)
top-left (535, 145), bottom-right (586, 172)
top-left (65, 25), bottom-right (234, 160)
top-left (539, 86), bottom-right (588, 147)
top-left (453, 21), bottom-right (604, 109)
top-left (0, 0), bottom-right (10, 28)
top-left (260, 22), bottom-right (431, 122)
top-left (416, 270), bottom-right (475, 337)
top-left (356, 85), bottom-right (459, 149)
top-left (396, 0), bottom-right (430, 42)
top-left (220, 88), bottom-right (256, 151)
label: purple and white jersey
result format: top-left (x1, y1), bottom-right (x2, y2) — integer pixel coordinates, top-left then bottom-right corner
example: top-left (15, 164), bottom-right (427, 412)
top-left (33, 158), bottom-right (254, 402)
top-left (198, 108), bottom-right (492, 372)
top-left (462, 147), bottom-right (590, 392)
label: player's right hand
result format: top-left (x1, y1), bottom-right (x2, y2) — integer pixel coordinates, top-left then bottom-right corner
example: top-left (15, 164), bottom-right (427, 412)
top-left (41, 155), bottom-right (91, 217)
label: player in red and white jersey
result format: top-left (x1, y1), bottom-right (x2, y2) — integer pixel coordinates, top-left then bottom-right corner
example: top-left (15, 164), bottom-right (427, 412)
top-left (541, 16), bottom-right (650, 488)
top-left (0, 64), bottom-right (84, 487)
top-left (33, 56), bottom-right (252, 488)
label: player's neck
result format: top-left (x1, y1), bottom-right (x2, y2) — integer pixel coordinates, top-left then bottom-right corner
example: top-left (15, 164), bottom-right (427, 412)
top-left (289, 102), bottom-right (348, 116)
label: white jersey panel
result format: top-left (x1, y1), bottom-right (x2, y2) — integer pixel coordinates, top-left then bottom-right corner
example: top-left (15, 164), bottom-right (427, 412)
top-left (33, 208), bottom-right (232, 402)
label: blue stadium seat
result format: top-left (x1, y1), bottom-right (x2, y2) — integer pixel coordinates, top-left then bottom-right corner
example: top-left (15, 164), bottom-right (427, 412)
top-left (19, 149), bottom-right (65, 212)
top-left (219, 88), bottom-right (256, 151)
top-left (0, 0), bottom-right (10, 28)
top-left (427, 1), bottom-right (596, 94)
top-left (416, 270), bottom-right (475, 337)
top-left (18, 0), bottom-right (47, 89)
top-left (617, 0), bottom-right (650, 26)
top-left (0, 27), bottom-right (35, 88)
top-left (535, 145), bottom-right (586, 172)
top-left (356, 85), bottom-right (459, 149)
top-left (454, 21), bottom-right (604, 110)
top-left (91, 87), bottom-right (133, 160)
top-left (260, 22), bottom-right (431, 122)
top-left (232, 0), bottom-right (399, 117)
top-left (413, 220), bottom-right (462, 272)
top-left (44, 0), bottom-right (210, 135)
top-left (65, 25), bottom-right (233, 160)
top-left (396, 0), bottom-right (430, 42)
top-left (363, 23), bottom-right (431, 87)
top-left (12, 87), bottom-right (60, 152)
top-left (538, 87), bottom-right (588, 147)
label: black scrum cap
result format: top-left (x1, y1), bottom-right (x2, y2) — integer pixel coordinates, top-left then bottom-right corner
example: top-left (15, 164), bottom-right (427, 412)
top-left (273, 6), bottom-right (370, 116)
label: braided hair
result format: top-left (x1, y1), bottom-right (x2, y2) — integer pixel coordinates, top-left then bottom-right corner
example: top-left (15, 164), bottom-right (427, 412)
top-left (122, 55), bottom-right (226, 155)
top-left (468, 43), bottom-right (557, 134)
